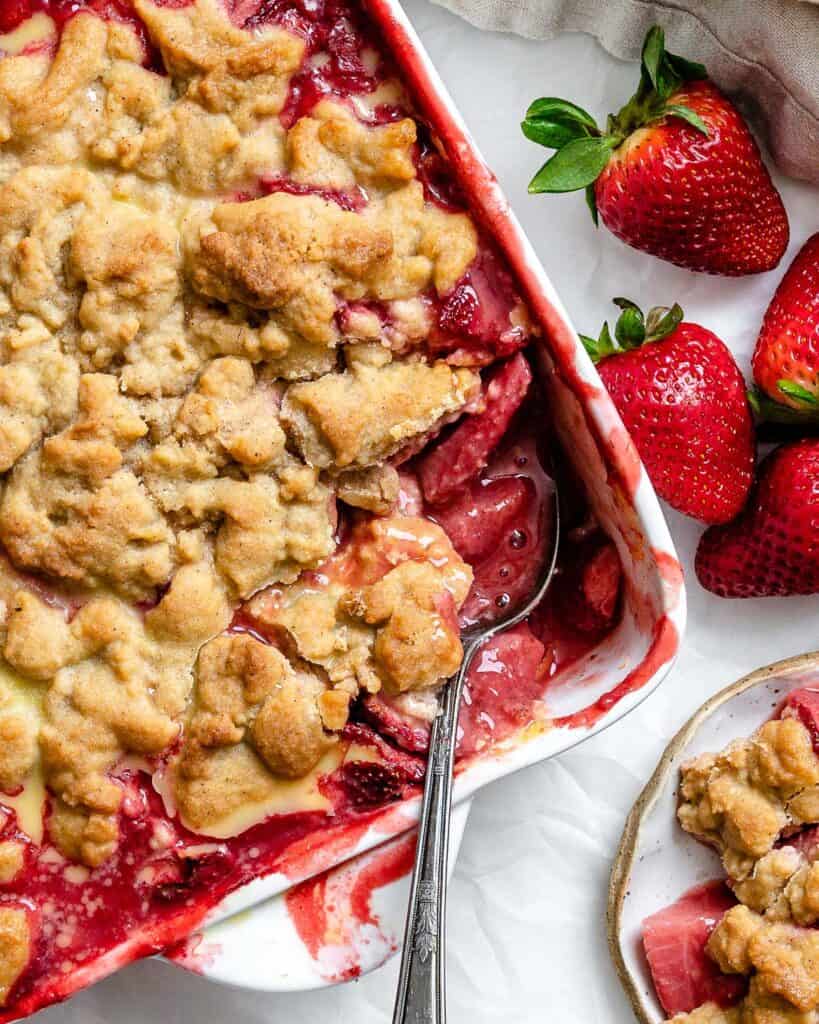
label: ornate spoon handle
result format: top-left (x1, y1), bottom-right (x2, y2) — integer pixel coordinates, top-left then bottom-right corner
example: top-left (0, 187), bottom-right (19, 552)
top-left (392, 641), bottom-right (477, 1024)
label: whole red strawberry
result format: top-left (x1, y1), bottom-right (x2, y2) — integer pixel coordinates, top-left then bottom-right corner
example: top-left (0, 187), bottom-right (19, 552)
top-left (582, 299), bottom-right (755, 524)
top-left (752, 233), bottom-right (819, 411)
top-left (522, 27), bottom-right (788, 276)
top-left (695, 439), bottom-right (819, 598)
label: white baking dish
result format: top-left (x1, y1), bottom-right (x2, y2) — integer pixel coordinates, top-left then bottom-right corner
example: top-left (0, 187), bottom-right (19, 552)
top-left (157, 0), bottom-right (687, 993)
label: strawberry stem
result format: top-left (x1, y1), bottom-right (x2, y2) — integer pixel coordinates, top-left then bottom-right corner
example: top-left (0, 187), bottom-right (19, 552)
top-left (582, 299), bottom-right (683, 363)
top-left (521, 25), bottom-right (709, 210)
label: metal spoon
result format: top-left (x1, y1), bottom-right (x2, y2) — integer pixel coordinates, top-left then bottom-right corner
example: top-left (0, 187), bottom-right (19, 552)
top-left (392, 473), bottom-right (560, 1024)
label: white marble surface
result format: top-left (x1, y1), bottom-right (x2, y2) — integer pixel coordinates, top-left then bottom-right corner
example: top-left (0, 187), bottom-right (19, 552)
top-left (42, 3), bottom-right (819, 1022)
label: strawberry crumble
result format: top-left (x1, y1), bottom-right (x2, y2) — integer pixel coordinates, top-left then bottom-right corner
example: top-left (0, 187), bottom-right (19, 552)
top-left (0, 0), bottom-right (625, 1016)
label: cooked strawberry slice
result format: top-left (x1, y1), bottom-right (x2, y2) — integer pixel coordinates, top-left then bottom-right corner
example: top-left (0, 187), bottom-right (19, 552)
top-left (781, 825), bottom-right (819, 860)
top-left (553, 533), bottom-right (622, 635)
top-left (430, 476), bottom-right (531, 565)
top-left (328, 723), bottom-right (426, 811)
top-left (342, 723), bottom-right (425, 783)
top-left (417, 353), bottom-right (532, 506)
top-left (781, 689), bottom-right (819, 752)
top-left (642, 882), bottom-right (747, 1016)
top-left (339, 762), bottom-right (407, 809)
top-left (359, 694), bottom-right (431, 754)
top-left (431, 249), bottom-right (529, 362)
top-left (458, 623), bottom-right (547, 757)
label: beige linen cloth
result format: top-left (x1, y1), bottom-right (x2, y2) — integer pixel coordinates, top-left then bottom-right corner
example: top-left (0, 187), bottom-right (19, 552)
top-left (430, 0), bottom-right (819, 185)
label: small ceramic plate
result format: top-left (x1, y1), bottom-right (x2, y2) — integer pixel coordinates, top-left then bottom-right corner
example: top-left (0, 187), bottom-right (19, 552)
top-left (607, 651), bottom-right (819, 1024)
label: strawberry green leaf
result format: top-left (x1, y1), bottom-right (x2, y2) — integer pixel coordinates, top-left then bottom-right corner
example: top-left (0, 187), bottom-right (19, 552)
top-left (522, 99), bottom-right (599, 150)
top-left (614, 307), bottom-right (646, 349)
top-left (777, 379), bottom-right (819, 407)
top-left (525, 97), bottom-right (598, 130)
top-left (522, 117), bottom-right (589, 150)
top-left (579, 321), bottom-right (617, 363)
top-left (585, 184), bottom-right (599, 226)
top-left (613, 27), bottom-right (710, 140)
top-left (640, 25), bottom-right (682, 101)
top-left (579, 333), bottom-right (600, 359)
top-left (666, 52), bottom-right (708, 82)
top-left (612, 297), bottom-right (642, 313)
top-left (641, 26), bottom-right (666, 94)
top-left (644, 302), bottom-right (683, 341)
top-left (527, 136), bottom-right (617, 194)
top-left (661, 104), bottom-right (709, 136)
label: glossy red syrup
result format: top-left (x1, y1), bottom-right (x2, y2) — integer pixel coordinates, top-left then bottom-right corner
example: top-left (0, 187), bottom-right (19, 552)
top-left (259, 174), bottom-right (367, 211)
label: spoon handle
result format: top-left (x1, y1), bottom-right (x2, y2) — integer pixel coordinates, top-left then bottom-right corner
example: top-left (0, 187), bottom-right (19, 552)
top-left (392, 644), bottom-right (475, 1024)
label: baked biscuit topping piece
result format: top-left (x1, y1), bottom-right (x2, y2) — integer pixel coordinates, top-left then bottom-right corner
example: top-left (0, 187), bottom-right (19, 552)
top-left (1, 558), bottom-right (232, 866)
top-left (282, 346), bottom-right (480, 469)
top-left (678, 719), bottom-right (819, 882)
top-left (175, 633), bottom-right (336, 832)
top-left (0, 907), bottom-right (29, 1008)
top-left (249, 515), bottom-right (472, 705)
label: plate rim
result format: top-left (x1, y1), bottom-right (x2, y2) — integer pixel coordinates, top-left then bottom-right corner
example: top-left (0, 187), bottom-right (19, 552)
top-left (607, 649), bottom-right (819, 1024)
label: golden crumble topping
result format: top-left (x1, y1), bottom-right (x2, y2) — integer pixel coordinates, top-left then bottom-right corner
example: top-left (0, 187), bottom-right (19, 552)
top-left (0, 0), bottom-right (513, 871)
top-left (678, 719), bottom-right (819, 882)
top-left (669, 1005), bottom-right (740, 1024)
top-left (0, 908), bottom-right (28, 1006)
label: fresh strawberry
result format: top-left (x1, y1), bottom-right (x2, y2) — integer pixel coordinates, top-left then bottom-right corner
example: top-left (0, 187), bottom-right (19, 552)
top-left (752, 233), bottom-right (819, 411)
top-left (582, 299), bottom-right (755, 524)
top-left (695, 438), bottom-right (819, 598)
top-left (522, 26), bottom-right (788, 275)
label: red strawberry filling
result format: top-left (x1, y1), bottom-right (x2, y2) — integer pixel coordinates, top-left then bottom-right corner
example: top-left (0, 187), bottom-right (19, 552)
top-left (642, 881), bottom-right (748, 1016)
top-left (458, 622), bottom-right (548, 757)
top-left (551, 532), bottom-right (623, 636)
top-left (359, 694), bottom-right (431, 754)
top-left (417, 353), bottom-right (532, 506)
top-left (782, 689), bottom-right (819, 753)
top-left (429, 249), bottom-right (530, 363)
top-left (259, 175), bottom-right (367, 212)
